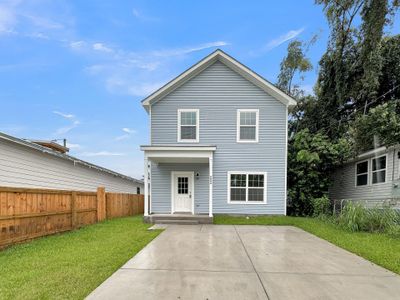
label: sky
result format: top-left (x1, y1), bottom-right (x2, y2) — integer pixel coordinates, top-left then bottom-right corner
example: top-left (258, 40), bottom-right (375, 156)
top-left (0, 0), bottom-right (399, 179)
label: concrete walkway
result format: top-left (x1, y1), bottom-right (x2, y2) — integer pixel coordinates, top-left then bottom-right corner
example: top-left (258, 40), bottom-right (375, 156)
top-left (87, 225), bottom-right (400, 300)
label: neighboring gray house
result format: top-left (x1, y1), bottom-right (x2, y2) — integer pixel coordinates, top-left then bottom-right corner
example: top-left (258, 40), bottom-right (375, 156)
top-left (330, 145), bottom-right (400, 209)
top-left (0, 132), bottom-right (143, 194)
top-left (140, 50), bottom-right (296, 221)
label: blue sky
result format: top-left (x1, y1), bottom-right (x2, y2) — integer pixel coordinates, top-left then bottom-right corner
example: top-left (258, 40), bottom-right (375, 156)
top-left (1, 0), bottom-right (399, 179)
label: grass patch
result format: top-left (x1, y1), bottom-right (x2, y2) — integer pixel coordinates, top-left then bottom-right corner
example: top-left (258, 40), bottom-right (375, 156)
top-left (0, 216), bottom-right (161, 300)
top-left (214, 215), bottom-right (400, 274)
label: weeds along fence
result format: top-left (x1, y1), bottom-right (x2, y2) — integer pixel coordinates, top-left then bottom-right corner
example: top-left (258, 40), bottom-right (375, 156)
top-left (0, 186), bottom-right (144, 248)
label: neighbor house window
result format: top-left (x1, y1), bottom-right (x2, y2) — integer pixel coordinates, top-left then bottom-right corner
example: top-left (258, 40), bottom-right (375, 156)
top-left (228, 172), bottom-right (266, 203)
top-left (355, 160), bottom-right (369, 186)
top-left (237, 109), bottom-right (259, 143)
top-left (372, 155), bottom-right (386, 184)
top-left (136, 187), bottom-right (141, 194)
top-left (178, 109), bottom-right (199, 142)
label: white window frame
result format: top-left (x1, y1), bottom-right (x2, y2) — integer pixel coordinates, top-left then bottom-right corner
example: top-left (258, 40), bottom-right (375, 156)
top-left (355, 159), bottom-right (369, 187)
top-left (177, 109), bottom-right (199, 143)
top-left (227, 171), bottom-right (267, 204)
top-left (371, 154), bottom-right (387, 185)
top-left (237, 109), bottom-right (259, 143)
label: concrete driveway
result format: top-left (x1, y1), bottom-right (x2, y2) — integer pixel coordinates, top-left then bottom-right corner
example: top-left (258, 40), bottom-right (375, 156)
top-left (87, 225), bottom-right (400, 300)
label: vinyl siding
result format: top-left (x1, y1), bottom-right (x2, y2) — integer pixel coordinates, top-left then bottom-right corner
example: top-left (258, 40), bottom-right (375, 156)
top-left (0, 139), bottom-right (143, 193)
top-left (151, 163), bottom-right (209, 214)
top-left (150, 61), bottom-right (287, 214)
top-left (330, 147), bottom-right (400, 204)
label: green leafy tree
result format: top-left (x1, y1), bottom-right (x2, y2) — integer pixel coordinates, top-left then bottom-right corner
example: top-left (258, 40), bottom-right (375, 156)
top-left (350, 101), bottom-right (400, 153)
top-left (288, 129), bottom-right (352, 216)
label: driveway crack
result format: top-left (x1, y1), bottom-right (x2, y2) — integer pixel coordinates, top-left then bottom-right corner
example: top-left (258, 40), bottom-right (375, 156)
top-left (234, 225), bottom-right (271, 300)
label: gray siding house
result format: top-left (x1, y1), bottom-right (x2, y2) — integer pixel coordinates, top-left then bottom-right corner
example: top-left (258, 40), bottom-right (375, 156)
top-left (141, 50), bottom-right (296, 220)
top-left (0, 132), bottom-right (143, 194)
top-left (330, 145), bottom-right (400, 209)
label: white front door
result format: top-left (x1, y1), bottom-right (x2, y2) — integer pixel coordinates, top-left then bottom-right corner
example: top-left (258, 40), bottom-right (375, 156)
top-left (172, 172), bottom-right (193, 213)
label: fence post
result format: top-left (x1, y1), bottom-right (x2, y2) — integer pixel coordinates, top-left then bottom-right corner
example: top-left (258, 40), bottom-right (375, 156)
top-left (71, 192), bottom-right (77, 229)
top-left (97, 187), bottom-right (106, 222)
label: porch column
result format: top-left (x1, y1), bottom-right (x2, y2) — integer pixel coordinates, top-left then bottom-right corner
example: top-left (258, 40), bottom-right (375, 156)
top-left (144, 157), bottom-right (149, 216)
top-left (209, 154), bottom-right (213, 217)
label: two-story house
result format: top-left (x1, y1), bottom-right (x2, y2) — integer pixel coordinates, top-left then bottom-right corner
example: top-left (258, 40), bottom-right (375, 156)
top-left (140, 50), bottom-right (296, 223)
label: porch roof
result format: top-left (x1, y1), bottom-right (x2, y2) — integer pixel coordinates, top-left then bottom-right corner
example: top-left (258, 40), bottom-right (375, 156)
top-left (140, 144), bottom-right (216, 163)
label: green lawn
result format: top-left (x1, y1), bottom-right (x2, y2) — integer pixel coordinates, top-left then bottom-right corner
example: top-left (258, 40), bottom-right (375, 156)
top-left (0, 216), bottom-right (161, 300)
top-left (215, 215), bottom-right (400, 275)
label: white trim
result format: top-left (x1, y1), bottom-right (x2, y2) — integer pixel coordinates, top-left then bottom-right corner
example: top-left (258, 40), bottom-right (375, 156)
top-left (397, 150), bottom-right (400, 180)
top-left (141, 146), bottom-right (216, 151)
top-left (371, 154), bottom-right (388, 185)
top-left (227, 171), bottom-right (267, 204)
top-left (149, 105), bottom-right (152, 144)
top-left (355, 159), bottom-right (369, 187)
top-left (171, 171), bottom-right (194, 214)
top-left (236, 109), bottom-right (259, 143)
top-left (177, 109), bottom-right (199, 143)
top-left (141, 49), bottom-right (297, 111)
top-left (144, 158), bottom-right (149, 216)
top-left (284, 106), bottom-right (288, 215)
top-left (209, 154), bottom-right (213, 217)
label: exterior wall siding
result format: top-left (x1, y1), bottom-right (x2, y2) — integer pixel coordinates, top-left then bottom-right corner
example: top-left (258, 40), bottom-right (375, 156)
top-left (0, 139), bottom-right (143, 193)
top-left (329, 147), bottom-right (400, 204)
top-left (151, 163), bottom-right (209, 214)
top-left (150, 61), bottom-right (287, 214)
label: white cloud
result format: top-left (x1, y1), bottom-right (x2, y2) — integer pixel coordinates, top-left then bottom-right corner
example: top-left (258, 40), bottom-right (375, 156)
top-left (264, 28), bottom-right (305, 51)
top-left (80, 151), bottom-right (125, 157)
top-left (69, 40), bottom-right (85, 50)
top-left (0, 3), bottom-right (17, 34)
top-left (93, 42), bottom-right (113, 53)
top-left (53, 111), bottom-right (75, 119)
top-left (152, 41), bottom-right (229, 57)
top-left (132, 8), bottom-right (159, 22)
top-left (66, 142), bottom-right (81, 149)
top-left (56, 120), bottom-right (80, 135)
top-left (122, 128), bottom-right (136, 134)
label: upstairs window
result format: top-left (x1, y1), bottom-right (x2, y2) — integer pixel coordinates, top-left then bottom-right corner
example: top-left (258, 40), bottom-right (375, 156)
top-left (228, 172), bottom-right (266, 203)
top-left (356, 160), bottom-right (369, 186)
top-left (237, 109), bottom-right (259, 143)
top-left (178, 109), bottom-right (199, 142)
top-left (372, 155), bottom-right (386, 184)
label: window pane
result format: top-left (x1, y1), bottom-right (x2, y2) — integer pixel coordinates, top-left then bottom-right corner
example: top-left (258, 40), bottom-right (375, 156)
top-left (178, 177), bottom-right (188, 194)
top-left (181, 111), bottom-right (196, 125)
top-left (231, 174), bottom-right (246, 187)
top-left (356, 161), bottom-right (368, 174)
top-left (240, 127), bottom-right (256, 140)
top-left (230, 188), bottom-right (246, 201)
top-left (240, 112), bottom-right (256, 125)
top-left (372, 156), bottom-right (386, 171)
top-left (248, 188), bottom-right (264, 202)
top-left (248, 174), bottom-right (264, 187)
top-left (181, 126), bottom-right (196, 140)
top-left (356, 174), bottom-right (368, 186)
top-left (372, 170), bottom-right (386, 184)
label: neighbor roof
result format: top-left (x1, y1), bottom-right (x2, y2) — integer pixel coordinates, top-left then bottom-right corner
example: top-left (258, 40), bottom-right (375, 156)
top-left (141, 49), bottom-right (297, 112)
top-left (0, 132), bottom-right (143, 184)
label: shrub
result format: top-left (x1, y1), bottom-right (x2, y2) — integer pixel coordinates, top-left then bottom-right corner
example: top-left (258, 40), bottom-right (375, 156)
top-left (311, 195), bottom-right (331, 217)
top-left (338, 202), bottom-right (400, 233)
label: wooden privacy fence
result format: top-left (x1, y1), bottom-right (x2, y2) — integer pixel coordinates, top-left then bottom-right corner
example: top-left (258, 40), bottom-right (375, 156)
top-left (0, 186), bottom-right (144, 248)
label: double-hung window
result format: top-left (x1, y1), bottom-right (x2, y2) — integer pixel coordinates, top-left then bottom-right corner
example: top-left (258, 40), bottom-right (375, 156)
top-left (372, 155), bottom-right (386, 184)
top-left (178, 109), bottom-right (199, 142)
top-left (228, 172), bottom-right (266, 203)
top-left (355, 160), bottom-right (369, 186)
top-left (237, 109), bottom-right (259, 143)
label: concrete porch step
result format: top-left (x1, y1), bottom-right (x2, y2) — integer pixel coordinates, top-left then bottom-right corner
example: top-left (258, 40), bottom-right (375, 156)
top-left (144, 214), bottom-right (213, 224)
top-left (154, 219), bottom-right (199, 225)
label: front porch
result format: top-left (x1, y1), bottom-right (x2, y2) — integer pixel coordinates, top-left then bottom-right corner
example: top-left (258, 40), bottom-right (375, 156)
top-left (140, 145), bottom-right (217, 219)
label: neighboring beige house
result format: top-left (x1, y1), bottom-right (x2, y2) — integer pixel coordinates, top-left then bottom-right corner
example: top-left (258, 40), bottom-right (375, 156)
top-left (0, 132), bottom-right (143, 194)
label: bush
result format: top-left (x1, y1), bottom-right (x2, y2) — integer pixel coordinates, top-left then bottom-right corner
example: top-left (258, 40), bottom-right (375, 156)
top-left (311, 196), bottom-right (331, 217)
top-left (338, 202), bottom-right (400, 233)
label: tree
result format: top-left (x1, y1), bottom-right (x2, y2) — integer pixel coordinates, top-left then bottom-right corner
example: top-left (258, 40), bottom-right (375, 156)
top-left (276, 39), bottom-right (313, 98)
top-left (350, 101), bottom-right (400, 153)
top-left (288, 129), bottom-right (352, 216)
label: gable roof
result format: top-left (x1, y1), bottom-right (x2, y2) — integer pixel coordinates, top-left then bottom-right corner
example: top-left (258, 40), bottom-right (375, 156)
top-left (141, 49), bottom-right (297, 112)
top-left (0, 131), bottom-right (143, 184)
